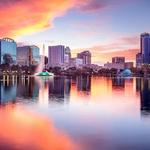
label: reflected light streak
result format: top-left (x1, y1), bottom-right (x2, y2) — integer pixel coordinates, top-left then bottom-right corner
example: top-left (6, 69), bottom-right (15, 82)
top-left (39, 83), bottom-right (49, 106)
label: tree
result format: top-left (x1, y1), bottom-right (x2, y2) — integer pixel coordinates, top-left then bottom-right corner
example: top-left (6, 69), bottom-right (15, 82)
top-left (3, 53), bottom-right (13, 65)
top-left (44, 56), bottom-right (48, 65)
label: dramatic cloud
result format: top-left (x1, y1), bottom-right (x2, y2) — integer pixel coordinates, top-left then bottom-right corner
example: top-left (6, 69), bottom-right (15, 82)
top-left (73, 35), bottom-right (140, 64)
top-left (92, 48), bottom-right (139, 65)
top-left (0, 0), bottom-right (78, 38)
top-left (0, 0), bottom-right (129, 38)
top-left (0, 0), bottom-right (112, 38)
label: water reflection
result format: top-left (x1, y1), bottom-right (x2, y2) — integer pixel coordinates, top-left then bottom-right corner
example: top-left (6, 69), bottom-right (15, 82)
top-left (1, 76), bottom-right (150, 110)
top-left (77, 76), bottom-right (91, 92)
top-left (0, 76), bottom-right (17, 105)
top-left (2, 76), bottom-right (150, 149)
top-left (136, 78), bottom-right (150, 116)
top-left (0, 105), bottom-right (77, 150)
top-left (48, 77), bottom-right (71, 103)
top-left (17, 77), bottom-right (39, 99)
top-left (112, 77), bottom-right (125, 88)
top-left (1, 76), bottom-right (150, 113)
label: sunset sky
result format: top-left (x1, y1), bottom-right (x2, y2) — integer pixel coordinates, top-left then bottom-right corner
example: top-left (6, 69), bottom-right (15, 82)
top-left (0, 0), bottom-right (150, 64)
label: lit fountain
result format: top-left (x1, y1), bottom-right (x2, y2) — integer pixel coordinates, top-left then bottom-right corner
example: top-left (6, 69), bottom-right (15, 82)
top-left (35, 45), bottom-right (54, 76)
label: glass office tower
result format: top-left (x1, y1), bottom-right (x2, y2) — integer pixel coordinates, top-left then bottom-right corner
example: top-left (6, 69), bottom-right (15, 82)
top-left (31, 46), bottom-right (40, 66)
top-left (141, 33), bottom-right (150, 64)
top-left (0, 38), bottom-right (17, 65)
top-left (48, 45), bottom-right (65, 67)
top-left (17, 45), bottom-right (40, 66)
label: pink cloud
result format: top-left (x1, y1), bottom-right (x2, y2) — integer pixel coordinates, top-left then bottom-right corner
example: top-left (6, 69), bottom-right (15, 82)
top-left (76, 0), bottom-right (107, 12)
top-left (72, 35), bottom-right (140, 64)
top-left (0, 0), bottom-right (87, 38)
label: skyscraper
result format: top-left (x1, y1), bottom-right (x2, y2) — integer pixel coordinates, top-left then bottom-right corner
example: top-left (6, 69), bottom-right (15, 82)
top-left (48, 45), bottom-right (65, 67)
top-left (0, 38), bottom-right (17, 65)
top-left (31, 46), bottom-right (40, 66)
top-left (136, 53), bottom-right (143, 68)
top-left (17, 45), bottom-right (40, 66)
top-left (141, 33), bottom-right (150, 64)
top-left (64, 47), bottom-right (71, 64)
top-left (77, 51), bottom-right (91, 65)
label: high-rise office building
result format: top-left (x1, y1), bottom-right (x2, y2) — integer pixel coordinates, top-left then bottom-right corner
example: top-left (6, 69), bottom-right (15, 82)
top-left (17, 45), bottom-right (40, 66)
top-left (77, 51), bottom-right (91, 65)
top-left (112, 57), bottom-right (125, 64)
top-left (136, 53), bottom-right (143, 68)
top-left (31, 46), bottom-right (40, 66)
top-left (64, 47), bottom-right (71, 64)
top-left (48, 45), bottom-right (65, 66)
top-left (0, 79), bottom-right (17, 104)
top-left (141, 33), bottom-right (150, 64)
top-left (0, 38), bottom-right (17, 65)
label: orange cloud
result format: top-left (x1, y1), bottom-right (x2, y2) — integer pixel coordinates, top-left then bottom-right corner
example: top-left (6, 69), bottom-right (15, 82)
top-left (92, 48), bottom-right (139, 64)
top-left (0, 105), bottom-right (77, 150)
top-left (0, 0), bottom-right (114, 38)
top-left (72, 36), bottom-right (140, 64)
top-left (0, 0), bottom-right (78, 38)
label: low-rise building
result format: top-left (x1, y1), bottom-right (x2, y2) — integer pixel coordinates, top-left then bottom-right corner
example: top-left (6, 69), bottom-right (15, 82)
top-left (104, 62), bottom-right (125, 70)
top-left (112, 57), bottom-right (125, 64)
top-left (70, 58), bottom-right (83, 68)
top-left (125, 62), bottom-right (134, 69)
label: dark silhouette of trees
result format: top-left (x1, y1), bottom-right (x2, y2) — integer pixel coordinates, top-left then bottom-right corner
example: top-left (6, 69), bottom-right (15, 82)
top-left (3, 53), bottom-right (13, 65)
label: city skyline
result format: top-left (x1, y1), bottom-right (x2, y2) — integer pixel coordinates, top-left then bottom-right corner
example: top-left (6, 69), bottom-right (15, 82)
top-left (0, 0), bottom-right (149, 65)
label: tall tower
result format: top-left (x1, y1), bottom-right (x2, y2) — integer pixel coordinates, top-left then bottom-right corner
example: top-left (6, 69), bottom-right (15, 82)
top-left (48, 45), bottom-right (65, 67)
top-left (141, 33), bottom-right (150, 64)
top-left (0, 38), bottom-right (17, 65)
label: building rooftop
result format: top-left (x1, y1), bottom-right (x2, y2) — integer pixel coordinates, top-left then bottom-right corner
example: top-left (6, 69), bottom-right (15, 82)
top-left (1, 37), bottom-right (15, 43)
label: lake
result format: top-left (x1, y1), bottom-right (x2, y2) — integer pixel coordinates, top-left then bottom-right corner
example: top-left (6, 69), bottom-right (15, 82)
top-left (0, 76), bottom-right (150, 150)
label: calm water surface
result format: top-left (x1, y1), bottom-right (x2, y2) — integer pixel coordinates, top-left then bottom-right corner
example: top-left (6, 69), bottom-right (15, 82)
top-left (0, 76), bottom-right (150, 150)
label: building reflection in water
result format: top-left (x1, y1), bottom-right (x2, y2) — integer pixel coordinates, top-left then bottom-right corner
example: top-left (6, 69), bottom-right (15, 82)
top-left (76, 76), bottom-right (91, 92)
top-left (38, 76), bottom-right (50, 106)
top-left (112, 77), bottom-right (125, 88)
top-left (137, 78), bottom-right (150, 112)
top-left (17, 76), bottom-right (39, 99)
top-left (0, 75), bottom-right (91, 105)
top-left (136, 78), bottom-right (142, 92)
top-left (0, 76), bottom-right (17, 105)
top-left (48, 77), bottom-right (71, 103)
top-left (0, 76), bottom-right (72, 105)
